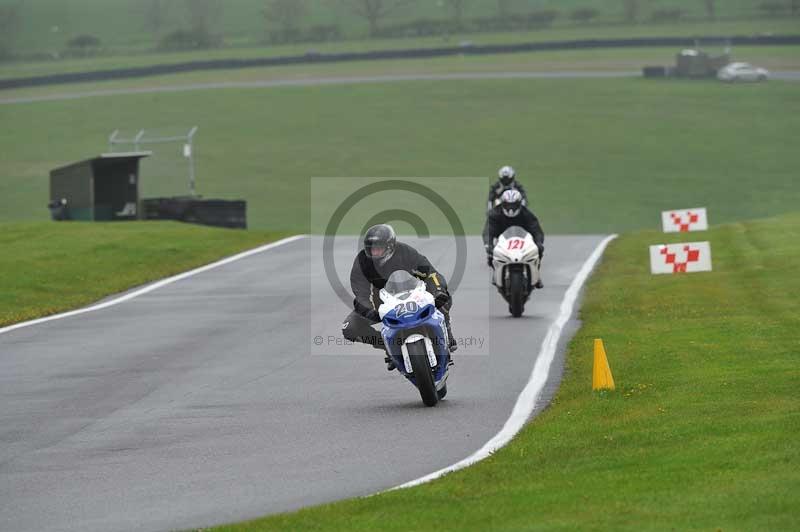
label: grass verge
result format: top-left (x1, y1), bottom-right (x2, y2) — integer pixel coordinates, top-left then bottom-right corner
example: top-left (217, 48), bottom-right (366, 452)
top-left (209, 211), bottom-right (800, 531)
top-left (0, 221), bottom-right (288, 327)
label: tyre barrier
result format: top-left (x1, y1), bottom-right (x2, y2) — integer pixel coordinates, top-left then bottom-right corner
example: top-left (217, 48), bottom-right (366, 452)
top-left (142, 197), bottom-right (247, 229)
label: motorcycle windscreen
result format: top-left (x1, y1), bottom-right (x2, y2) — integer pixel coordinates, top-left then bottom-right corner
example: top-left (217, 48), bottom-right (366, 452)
top-left (501, 226), bottom-right (529, 239)
top-left (384, 270), bottom-right (424, 298)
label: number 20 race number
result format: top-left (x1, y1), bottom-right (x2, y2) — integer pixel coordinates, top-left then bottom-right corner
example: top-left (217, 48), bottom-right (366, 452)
top-left (394, 301), bottom-right (419, 317)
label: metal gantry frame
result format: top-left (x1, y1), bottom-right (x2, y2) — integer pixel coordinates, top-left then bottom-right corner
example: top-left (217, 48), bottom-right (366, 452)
top-left (108, 127), bottom-right (199, 196)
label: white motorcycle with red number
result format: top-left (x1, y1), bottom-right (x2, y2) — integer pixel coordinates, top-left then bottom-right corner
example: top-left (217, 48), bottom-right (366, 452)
top-left (492, 226), bottom-right (540, 317)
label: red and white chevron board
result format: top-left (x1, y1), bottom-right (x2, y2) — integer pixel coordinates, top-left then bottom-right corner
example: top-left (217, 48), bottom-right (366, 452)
top-left (650, 241), bottom-right (713, 275)
top-left (661, 207), bottom-right (708, 233)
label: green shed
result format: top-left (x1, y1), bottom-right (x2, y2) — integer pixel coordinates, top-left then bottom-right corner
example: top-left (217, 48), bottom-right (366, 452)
top-left (49, 152), bottom-right (151, 221)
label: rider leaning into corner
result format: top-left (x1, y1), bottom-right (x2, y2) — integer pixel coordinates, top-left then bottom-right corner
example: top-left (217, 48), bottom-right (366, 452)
top-left (483, 189), bottom-right (546, 289)
top-left (342, 224), bottom-right (457, 370)
top-left (488, 165), bottom-right (528, 211)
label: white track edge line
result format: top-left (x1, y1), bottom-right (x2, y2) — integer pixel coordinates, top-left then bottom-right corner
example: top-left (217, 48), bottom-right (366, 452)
top-left (390, 233), bottom-right (618, 491)
top-left (0, 234), bottom-right (307, 336)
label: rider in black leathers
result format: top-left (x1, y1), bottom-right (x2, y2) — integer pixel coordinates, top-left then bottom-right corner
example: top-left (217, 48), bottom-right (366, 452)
top-left (483, 189), bottom-right (545, 288)
top-left (487, 165), bottom-right (528, 211)
top-left (342, 224), bottom-right (456, 370)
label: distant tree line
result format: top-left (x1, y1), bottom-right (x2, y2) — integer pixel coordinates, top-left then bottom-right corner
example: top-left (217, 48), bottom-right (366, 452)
top-left (1, 0), bottom-right (799, 60)
top-left (129, 0), bottom-right (800, 51)
top-left (262, 0), bottom-right (800, 46)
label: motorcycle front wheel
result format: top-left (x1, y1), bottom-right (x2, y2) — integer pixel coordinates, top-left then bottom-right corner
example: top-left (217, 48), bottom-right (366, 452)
top-left (509, 268), bottom-right (525, 318)
top-left (408, 341), bottom-right (438, 407)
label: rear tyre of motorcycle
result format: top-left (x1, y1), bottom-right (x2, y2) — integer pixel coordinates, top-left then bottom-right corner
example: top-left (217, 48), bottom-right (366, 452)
top-left (408, 341), bottom-right (438, 407)
top-left (509, 268), bottom-right (525, 318)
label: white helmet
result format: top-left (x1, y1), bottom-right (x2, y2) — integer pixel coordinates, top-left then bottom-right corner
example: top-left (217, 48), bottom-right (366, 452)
top-left (498, 165), bottom-right (516, 185)
top-left (500, 189), bottom-right (523, 217)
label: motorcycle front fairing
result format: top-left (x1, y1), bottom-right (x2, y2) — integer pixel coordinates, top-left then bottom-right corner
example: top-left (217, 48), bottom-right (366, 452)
top-left (378, 282), bottom-right (450, 389)
top-left (492, 226), bottom-right (540, 294)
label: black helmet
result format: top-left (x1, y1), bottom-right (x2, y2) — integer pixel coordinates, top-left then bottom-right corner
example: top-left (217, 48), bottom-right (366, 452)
top-left (363, 224), bottom-right (396, 266)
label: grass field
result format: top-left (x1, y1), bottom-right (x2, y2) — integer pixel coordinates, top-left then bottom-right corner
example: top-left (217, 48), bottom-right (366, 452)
top-left (1, 76), bottom-right (798, 235)
top-left (207, 211), bottom-right (800, 531)
top-left (3, 45), bottom-right (799, 100)
top-left (0, 222), bottom-right (285, 327)
top-left (2, 16), bottom-right (799, 81)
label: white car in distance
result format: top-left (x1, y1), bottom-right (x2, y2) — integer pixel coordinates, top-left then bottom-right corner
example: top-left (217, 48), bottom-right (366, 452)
top-left (717, 62), bottom-right (769, 82)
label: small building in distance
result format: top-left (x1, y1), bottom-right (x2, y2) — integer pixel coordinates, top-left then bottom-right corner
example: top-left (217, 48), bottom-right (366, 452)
top-left (49, 152), bottom-right (150, 221)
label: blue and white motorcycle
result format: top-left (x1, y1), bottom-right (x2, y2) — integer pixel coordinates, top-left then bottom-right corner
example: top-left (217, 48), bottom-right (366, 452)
top-left (378, 271), bottom-right (452, 407)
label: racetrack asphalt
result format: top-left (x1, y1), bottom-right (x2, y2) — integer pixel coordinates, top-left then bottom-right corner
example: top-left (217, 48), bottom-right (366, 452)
top-left (2, 70), bottom-right (798, 105)
top-left (0, 235), bottom-right (607, 532)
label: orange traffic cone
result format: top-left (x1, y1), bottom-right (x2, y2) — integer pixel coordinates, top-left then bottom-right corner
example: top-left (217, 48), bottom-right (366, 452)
top-left (592, 339), bottom-right (615, 391)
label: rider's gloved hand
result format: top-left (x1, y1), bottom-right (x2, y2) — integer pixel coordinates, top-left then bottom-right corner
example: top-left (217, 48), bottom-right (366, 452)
top-left (486, 255), bottom-right (493, 267)
top-left (434, 290), bottom-right (451, 309)
top-left (364, 309), bottom-right (381, 322)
